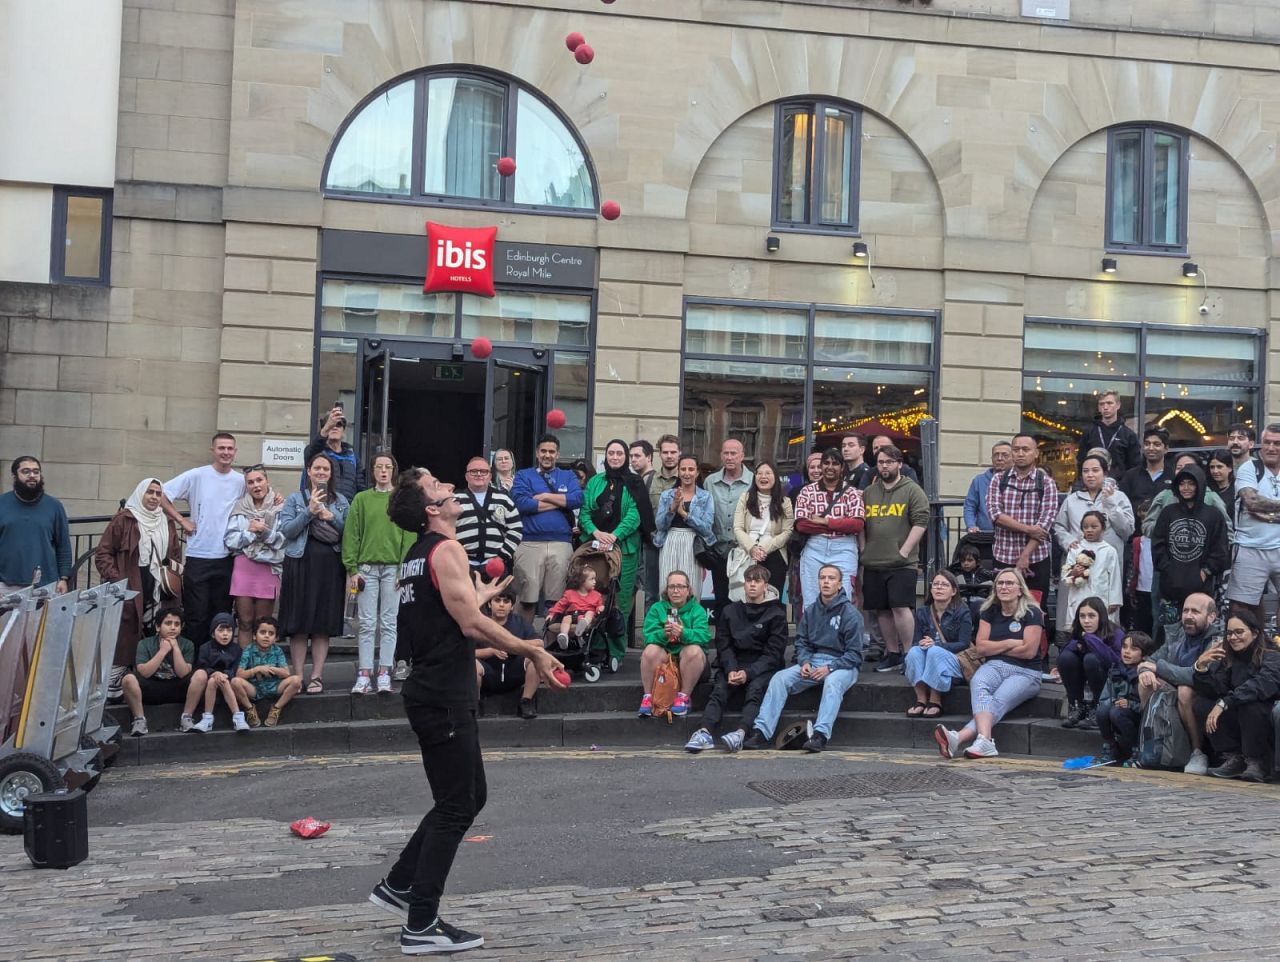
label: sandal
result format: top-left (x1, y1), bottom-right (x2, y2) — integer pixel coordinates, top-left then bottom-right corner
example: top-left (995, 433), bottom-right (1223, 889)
top-left (306, 678), bottom-right (324, 694)
top-left (923, 703), bottom-right (943, 718)
top-left (906, 702), bottom-right (927, 717)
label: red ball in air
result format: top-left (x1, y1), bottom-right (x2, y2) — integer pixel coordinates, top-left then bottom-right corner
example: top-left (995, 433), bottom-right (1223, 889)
top-left (483, 557), bottom-right (505, 580)
top-left (471, 336), bottom-right (493, 359)
top-left (600, 200), bottom-right (621, 221)
top-left (565, 32), bottom-right (585, 51)
top-left (574, 43), bottom-right (595, 65)
top-left (553, 669), bottom-right (572, 688)
top-left (496, 156), bottom-right (516, 178)
top-left (546, 408), bottom-right (567, 430)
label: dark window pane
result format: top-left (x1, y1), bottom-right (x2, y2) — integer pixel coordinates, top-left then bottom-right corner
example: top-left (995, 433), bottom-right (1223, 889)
top-left (776, 107), bottom-right (810, 223)
top-left (812, 366), bottom-right (930, 465)
top-left (1108, 131), bottom-right (1141, 246)
top-left (424, 77), bottom-right (505, 200)
top-left (63, 195), bottom-right (104, 279)
top-left (325, 80), bottom-right (414, 194)
top-left (1144, 384), bottom-right (1257, 449)
top-left (551, 353), bottom-right (589, 460)
top-left (819, 106), bottom-right (854, 226)
top-left (1022, 375), bottom-right (1137, 490)
top-left (1149, 131), bottom-right (1182, 247)
top-left (682, 359), bottom-right (806, 470)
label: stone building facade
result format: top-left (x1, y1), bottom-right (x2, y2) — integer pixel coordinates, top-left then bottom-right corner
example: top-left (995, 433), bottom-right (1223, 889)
top-left (2, 0), bottom-right (1280, 514)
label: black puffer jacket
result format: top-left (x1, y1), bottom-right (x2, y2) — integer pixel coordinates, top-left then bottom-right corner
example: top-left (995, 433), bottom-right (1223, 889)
top-left (714, 590), bottom-right (788, 681)
top-left (1193, 646), bottom-right (1280, 709)
top-left (1151, 464), bottom-right (1228, 607)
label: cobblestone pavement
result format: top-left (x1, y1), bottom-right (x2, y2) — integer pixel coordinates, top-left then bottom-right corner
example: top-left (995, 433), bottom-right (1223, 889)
top-left (4, 748), bottom-right (1280, 961)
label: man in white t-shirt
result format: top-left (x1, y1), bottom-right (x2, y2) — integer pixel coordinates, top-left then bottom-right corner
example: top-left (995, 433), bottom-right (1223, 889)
top-left (1228, 423), bottom-right (1280, 623)
top-left (161, 432), bottom-right (246, 650)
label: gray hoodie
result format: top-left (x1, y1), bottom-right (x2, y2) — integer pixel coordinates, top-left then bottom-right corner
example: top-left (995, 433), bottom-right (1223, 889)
top-left (794, 588), bottom-right (865, 673)
top-left (1151, 619), bottom-right (1223, 687)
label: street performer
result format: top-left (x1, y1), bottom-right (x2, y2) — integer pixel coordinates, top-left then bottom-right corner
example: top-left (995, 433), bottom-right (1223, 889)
top-left (368, 466), bottom-right (564, 955)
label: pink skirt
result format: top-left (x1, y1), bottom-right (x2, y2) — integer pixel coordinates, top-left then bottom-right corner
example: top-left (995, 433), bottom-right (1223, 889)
top-left (231, 554), bottom-right (279, 600)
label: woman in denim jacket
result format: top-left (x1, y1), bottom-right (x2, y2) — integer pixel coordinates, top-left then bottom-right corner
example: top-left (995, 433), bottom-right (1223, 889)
top-left (654, 455), bottom-right (716, 596)
top-left (278, 452), bottom-right (349, 692)
top-left (904, 569), bottom-right (974, 718)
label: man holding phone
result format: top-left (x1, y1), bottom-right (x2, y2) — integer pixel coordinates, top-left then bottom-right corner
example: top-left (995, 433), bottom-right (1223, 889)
top-left (304, 404), bottom-right (363, 502)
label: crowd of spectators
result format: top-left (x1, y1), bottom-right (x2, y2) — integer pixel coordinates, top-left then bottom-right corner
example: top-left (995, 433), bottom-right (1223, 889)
top-left (2, 388), bottom-right (1279, 776)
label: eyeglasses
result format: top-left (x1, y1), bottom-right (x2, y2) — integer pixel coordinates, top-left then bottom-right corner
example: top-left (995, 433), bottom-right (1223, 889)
top-left (1225, 628), bottom-right (1252, 638)
top-left (667, 583), bottom-right (690, 591)
top-left (995, 580), bottom-right (1019, 588)
top-left (243, 464), bottom-right (266, 474)
top-left (466, 469), bottom-right (491, 475)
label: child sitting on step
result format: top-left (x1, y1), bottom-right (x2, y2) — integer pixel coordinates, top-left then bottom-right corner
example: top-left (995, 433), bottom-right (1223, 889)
top-left (232, 616), bottom-right (303, 728)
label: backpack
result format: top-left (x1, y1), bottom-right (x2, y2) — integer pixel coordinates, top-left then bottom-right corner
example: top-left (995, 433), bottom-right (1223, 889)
top-left (1136, 686), bottom-right (1191, 770)
top-left (650, 653), bottom-right (682, 723)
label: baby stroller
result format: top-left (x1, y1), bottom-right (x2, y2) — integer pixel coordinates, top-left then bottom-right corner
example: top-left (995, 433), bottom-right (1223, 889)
top-left (949, 531), bottom-right (994, 624)
top-left (543, 541), bottom-right (624, 683)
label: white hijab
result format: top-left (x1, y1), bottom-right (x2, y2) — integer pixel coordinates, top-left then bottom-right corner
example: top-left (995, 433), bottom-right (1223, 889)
top-left (126, 477), bottom-right (169, 571)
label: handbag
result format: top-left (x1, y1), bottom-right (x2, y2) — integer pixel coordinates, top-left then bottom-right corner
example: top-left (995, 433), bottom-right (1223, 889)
top-left (693, 534), bottom-right (719, 570)
top-left (955, 646), bottom-right (984, 682)
top-left (726, 546), bottom-right (752, 601)
top-left (154, 531), bottom-right (183, 599)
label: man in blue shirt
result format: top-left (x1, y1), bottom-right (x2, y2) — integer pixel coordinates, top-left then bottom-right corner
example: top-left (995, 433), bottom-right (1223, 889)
top-left (964, 441), bottom-right (1011, 533)
top-left (0, 457), bottom-right (71, 593)
top-left (511, 434), bottom-right (583, 621)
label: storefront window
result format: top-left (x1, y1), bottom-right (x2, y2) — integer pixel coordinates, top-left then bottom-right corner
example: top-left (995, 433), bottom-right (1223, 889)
top-left (1023, 320), bottom-right (1262, 489)
top-left (461, 291), bottom-right (591, 347)
top-left (320, 281), bottom-right (455, 338)
top-left (682, 300), bottom-right (937, 476)
top-left (551, 352), bottom-right (589, 461)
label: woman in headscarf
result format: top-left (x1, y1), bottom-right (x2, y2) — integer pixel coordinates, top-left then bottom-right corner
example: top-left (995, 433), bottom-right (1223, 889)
top-left (578, 439), bottom-right (653, 671)
top-left (224, 464), bottom-right (286, 647)
top-left (95, 477), bottom-right (185, 698)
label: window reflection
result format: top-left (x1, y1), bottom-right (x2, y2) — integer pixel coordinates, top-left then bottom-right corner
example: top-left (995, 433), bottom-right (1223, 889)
top-left (424, 77), bottom-right (505, 200)
top-left (326, 80), bottom-right (414, 195)
top-left (515, 91), bottom-right (593, 208)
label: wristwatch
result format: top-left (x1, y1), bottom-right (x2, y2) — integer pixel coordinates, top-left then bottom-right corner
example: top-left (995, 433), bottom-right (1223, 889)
top-left (1216, 699), bottom-right (1228, 712)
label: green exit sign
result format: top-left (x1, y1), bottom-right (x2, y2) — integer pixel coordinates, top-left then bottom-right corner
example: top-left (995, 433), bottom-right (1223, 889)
top-left (434, 363), bottom-right (465, 381)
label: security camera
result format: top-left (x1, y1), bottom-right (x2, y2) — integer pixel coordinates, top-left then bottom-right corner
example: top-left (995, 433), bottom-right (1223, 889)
top-left (1198, 305), bottom-right (1210, 316)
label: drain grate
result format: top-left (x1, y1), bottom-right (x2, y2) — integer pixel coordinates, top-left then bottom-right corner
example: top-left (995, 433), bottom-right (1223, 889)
top-left (747, 767), bottom-right (994, 803)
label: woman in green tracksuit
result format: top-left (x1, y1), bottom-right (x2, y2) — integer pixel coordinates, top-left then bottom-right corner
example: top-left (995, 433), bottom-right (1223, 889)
top-left (579, 438), bottom-right (652, 669)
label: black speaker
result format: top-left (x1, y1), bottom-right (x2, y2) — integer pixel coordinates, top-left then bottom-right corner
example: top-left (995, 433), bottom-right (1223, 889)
top-left (24, 789), bottom-right (88, 869)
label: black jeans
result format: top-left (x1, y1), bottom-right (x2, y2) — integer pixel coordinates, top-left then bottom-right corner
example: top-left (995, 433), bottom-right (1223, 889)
top-left (1193, 695), bottom-right (1272, 762)
top-left (388, 704), bottom-right (487, 928)
top-left (702, 669), bottom-right (774, 733)
top-left (1057, 647), bottom-right (1108, 704)
top-left (183, 556), bottom-right (233, 651)
top-left (1097, 703), bottom-right (1141, 760)
top-left (761, 551), bottom-right (788, 593)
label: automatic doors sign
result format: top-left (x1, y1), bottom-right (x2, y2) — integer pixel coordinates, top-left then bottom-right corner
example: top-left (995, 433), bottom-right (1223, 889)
top-left (1021, 0), bottom-right (1069, 17)
top-left (261, 438), bottom-right (306, 468)
top-left (424, 221), bottom-right (496, 297)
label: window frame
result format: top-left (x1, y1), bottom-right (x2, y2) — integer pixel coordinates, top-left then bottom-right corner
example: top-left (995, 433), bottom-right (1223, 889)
top-left (1022, 316), bottom-right (1265, 456)
top-left (680, 296), bottom-right (940, 466)
top-left (50, 186), bottom-right (112, 286)
top-left (771, 99), bottom-right (863, 235)
top-left (1104, 124), bottom-right (1190, 255)
top-left (322, 69), bottom-right (599, 217)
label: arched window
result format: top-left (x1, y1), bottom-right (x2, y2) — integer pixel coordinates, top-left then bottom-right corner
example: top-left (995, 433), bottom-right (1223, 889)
top-left (324, 70), bottom-right (597, 212)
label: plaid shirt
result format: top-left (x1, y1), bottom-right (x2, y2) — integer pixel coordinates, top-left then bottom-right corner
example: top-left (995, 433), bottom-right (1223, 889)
top-left (987, 468), bottom-right (1058, 565)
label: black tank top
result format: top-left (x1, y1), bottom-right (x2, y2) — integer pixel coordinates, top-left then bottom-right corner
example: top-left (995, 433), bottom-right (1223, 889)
top-left (398, 531), bottom-right (478, 708)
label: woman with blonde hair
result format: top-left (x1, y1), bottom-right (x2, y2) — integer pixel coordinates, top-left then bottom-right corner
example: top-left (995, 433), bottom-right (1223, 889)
top-left (933, 568), bottom-right (1044, 760)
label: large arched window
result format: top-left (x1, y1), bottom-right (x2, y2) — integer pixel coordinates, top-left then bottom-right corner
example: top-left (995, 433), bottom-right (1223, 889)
top-left (324, 70), bottom-right (597, 212)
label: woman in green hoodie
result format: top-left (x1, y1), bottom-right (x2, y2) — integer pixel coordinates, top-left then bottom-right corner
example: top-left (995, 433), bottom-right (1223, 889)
top-left (638, 570), bottom-right (711, 718)
top-left (341, 453), bottom-right (417, 694)
top-left (579, 439), bottom-right (646, 670)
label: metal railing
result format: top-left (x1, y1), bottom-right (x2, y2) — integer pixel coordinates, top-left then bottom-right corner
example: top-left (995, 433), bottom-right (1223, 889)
top-left (66, 516), bottom-right (116, 591)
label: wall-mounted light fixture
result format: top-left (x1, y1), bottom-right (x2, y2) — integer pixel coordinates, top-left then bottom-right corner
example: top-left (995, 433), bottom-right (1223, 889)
top-left (852, 242), bottom-right (869, 259)
top-left (765, 235), bottom-right (780, 253)
top-left (1101, 258), bottom-right (1117, 273)
top-left (1182, 262), bottom-right (1199, 278)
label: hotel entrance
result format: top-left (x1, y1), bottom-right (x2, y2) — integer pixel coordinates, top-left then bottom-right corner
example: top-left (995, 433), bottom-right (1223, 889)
top-left (359, 340), bottom-right (546, 486)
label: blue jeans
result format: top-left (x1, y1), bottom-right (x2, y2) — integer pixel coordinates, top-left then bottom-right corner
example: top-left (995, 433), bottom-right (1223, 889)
top-left (799, 536), bottom-right (858, 610)
top-left (753, 656), bottom-right (859, 740)
top-left (903, 645), bottom-right (963, 693)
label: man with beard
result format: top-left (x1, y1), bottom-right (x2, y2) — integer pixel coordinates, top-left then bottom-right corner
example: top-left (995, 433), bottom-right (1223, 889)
top-left (0, 457), bottom-right (71, 593)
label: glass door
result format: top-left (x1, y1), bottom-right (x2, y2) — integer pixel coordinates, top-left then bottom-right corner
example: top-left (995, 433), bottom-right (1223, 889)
top-left (486, 356), bottom-right (546, 469)
top-left (360, 345), bottom-right (392, 471)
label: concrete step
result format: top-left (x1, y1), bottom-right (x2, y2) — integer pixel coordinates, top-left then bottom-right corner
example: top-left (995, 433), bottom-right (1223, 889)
top-left (111, 705), bottom-right (1096, 767)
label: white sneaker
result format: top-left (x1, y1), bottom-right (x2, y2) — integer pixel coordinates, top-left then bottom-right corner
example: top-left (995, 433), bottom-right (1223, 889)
top-left (575, 620), bottom-right (589, 638)
top-left (130, 716), bottom-right (148, 737)
top-left (232, 711), bottom-right (251, 732)
top-left (376, 670), bottom-right (393, 694)
top-left (933, 724), bottom-right (959, 759)
top-left (352, 672), bottom-right (373, 695)
top-left (964, 735), bottom-right (999, 758)
top-left (193, 713), bottom-right (214, 733)
top-left (179, 713), bottom-right (195, 732)
top-left (556, 632), bottom-right (570, 650)
top-left (393, 660), bottom-right (409, 681)
top-left (1184, 749), bottom-right (1210, 776)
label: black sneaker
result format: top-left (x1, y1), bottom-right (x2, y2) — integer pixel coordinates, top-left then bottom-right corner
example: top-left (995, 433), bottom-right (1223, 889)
top-left (518, 697), bottom-right (537, 720)
top-left (1061, 701), bottom-right (1083, 729)
top-left (803, 732), bottom-right (828, 753)
top-left (874, 653), bottom-right (902, 673)
top-left (368, 878), bottom-right (411, 922)
top-left (742, 730), bottom-right (770, 750)
top-left (1076, 704), bottom-right (1099, 731)
top-left (1210, 753), bottom-right (1247, 779)
top-left (401, 918), bottom-right (484, 955)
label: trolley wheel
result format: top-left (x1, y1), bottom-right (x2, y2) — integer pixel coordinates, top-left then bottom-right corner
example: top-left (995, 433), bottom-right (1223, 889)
top-left (609, 656), bottom-right (621, 674)
top-left (583, 664), bottom-right (602, 683)
top-left (0, 752), bottom-right (65, 835)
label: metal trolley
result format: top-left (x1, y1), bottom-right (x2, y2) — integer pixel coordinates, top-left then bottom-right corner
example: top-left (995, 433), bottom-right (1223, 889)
top-left (0, 580), bottom-right (131, 833)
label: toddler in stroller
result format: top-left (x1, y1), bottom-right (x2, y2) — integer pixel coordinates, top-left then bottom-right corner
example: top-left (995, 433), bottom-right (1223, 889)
top-left (949, 541), bottom-right (994, 623)
top-left (546, 562), bottom-right (604, 651)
